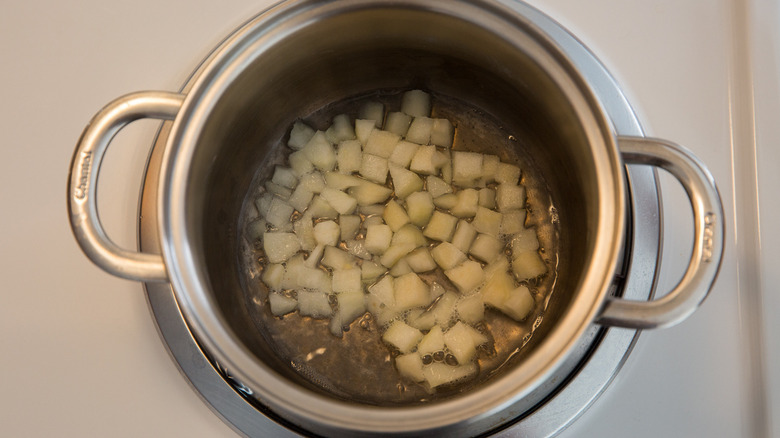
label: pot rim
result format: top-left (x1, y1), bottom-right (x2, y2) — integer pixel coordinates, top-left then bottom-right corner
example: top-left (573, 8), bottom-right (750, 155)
top-left (157, 0), bottom-right (625, 434)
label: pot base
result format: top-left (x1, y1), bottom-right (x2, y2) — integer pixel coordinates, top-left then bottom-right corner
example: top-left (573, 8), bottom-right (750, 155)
top-left (139, 2), bottom-right (660, 436)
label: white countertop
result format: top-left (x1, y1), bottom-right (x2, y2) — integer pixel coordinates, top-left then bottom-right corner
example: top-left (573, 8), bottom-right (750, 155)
top-left (1, 0), bottom-right (777, 436)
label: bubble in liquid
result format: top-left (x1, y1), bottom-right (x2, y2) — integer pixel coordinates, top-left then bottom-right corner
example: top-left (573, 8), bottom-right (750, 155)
top-left (444, 354), bottom-right (459, 366)
top-left (422, 354), bottom-right (433, 365)
top-left (433, 351), bottom-right (445, 362)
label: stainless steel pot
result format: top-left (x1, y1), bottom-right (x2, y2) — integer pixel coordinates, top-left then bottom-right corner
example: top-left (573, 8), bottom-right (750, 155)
top-left (68, 0), bottom-right (724, 436)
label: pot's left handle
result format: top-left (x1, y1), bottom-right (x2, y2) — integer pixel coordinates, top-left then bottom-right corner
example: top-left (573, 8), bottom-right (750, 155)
top-left (68, 91), bottom-right (185, 282)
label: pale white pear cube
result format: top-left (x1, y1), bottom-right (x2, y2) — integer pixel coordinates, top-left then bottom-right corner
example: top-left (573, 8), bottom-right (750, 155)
top-left (389, 165), bottom-right (424, 199)
top-left (501, 285), bottom-right (535, 321)
top-left (495, 162), bottom-right (521, 184)
top-left (451, 189), bottom-right (479, 218)
top-left (445, 260), bottom-right (485, 294)
top-left (297, 267), bottom-right (332, 293)
top-left (367, 275), bottom-right (395, 313)
top-left (365, 224), bottom-right (393, 254)
top-left (433, 193), bottom-right (457, 210)
top-left (287, 185), bottom-right (314, 213)
top-left (511, 227), bottom-right (540, 253)
top-left (359, 101), bottom-right (385, 127)
top-left (355, 119), bottom-right (376, 145)
top-left (359, 153), bottom-right (389, 183)
top-left (382, 320), bottom-right (423, 353)
top-left (481, 268), bottom-right (515, 309)
top-left (265, 181), bottom-right (292, 200)
top-left (456, 293), bottom-right (485, 324)
top-left (391, 224), bottom-right (427, 248)
top-left (484, 254), bottom-right (510, 281)
top-left (430, 118), bottom-right (454, 148)
top-left (379, 243), bottom-right (416, 268)
top-left (431, 242), bottom-right (467, 270)
top-left (348, 180), bottom-right (393, 206)
top-left (298, 171), bottom-right (326, 193)
top-left (345, 240), bottom-right (372, 261)
top-left (307, 195), bottom-right (339, 219)
top-left (423, 362), bottom-right (477, 388)
top-left (304, 244), bottom-right (325, 268)
top-left (395, 353), bottom-right (425, 382)
top-left (431, 292), bottom-right (459, 327)
top-left (262, 263), bottom-right (285, 290)
top-left (452, 151), bottom-right (483, 186)
top-left (406, 117), bottom-right (434, 145)
top-left (320, 187), bottom-right (357, 215)
top-left (297, 290), bottom-right (332, 318)
top-left (500, 209), bottom-right (527, 235)
top-left (443, 321), bottom-right (481, 364)
top-left (364, 129), bottom-right (401, 158)
top-left (288, 120), bottom-right (315, 150)
top-left (406, 247), bottom-right (437, 273)
top-left (324, 171), bottom-right (362, 190)
top-left (426, 175), bottom-right (452, 198)
top-left (385, 111), bottom-right (412, 136)
top-left (332, 268), bottom-right (362, 293)
top-left (383, 199), bottom-right (411, 232)
top-left (417, 325), bottom-right (445, 356)
top-left (423, 211), bottom-right (458, 242)
top-left (336, 140), bottom-right (363, 174)
top-left (363, 215), bottom-right (384, 229)
top-left (313, 220), bottom-right (340, 246)
top-left (496, 184), bottom-right (526, 212)
top-left (339, 214), bottom-right (361, 240)
top-left (450, 220), bottom-right (477, 253)
top-left (293, 213), bottom-right (316, 251)
top-left (246, 218), bottom-right (267, 242)
top-left (361, 260), bottom-right (387, 283)
top-left (481, 154), bottom-right (500, 182)
top-left (469, 233), bottom-right (504, 263)
top-left (329, 291), bottom-right (367, 336)
top-left (271, 166), bottom-right (297, 189)
top-left (410, 145), bottom-right (446, 175)
top-left (389, 257), bottom-right (413, 277)
top-left (360, 203), bottom-right (386, 216)
top-left (302, 131), bottom-right (336, 171)
top-left (478, 188), bottom-right (496, 209)
top-left (405, 191), bottom-right (435, 227)
top-left (288, 150), bottom-right (314, 176)
top-left (326, 114), bottom-right (355, 142)
top-left (472, 207), bottom-right (503, 237)
top-left (265, 197), bottom-right (294, 229)
top-left (255, 192), bottom-right (274, 218)
top-left (388, 140), bottom-right (420, 168)
top-left (408, 309), bottom-right (437, 331)
top-left (401, 89), bottom-right (431, 117)
top-left (280, 254), bottom-right (305, 289)
top-left (268, 292), bottom-right (297, 316)
top-left (512, 251), bottom-right (547, 281)
top-left (394, 272), bottom-right (432, 311)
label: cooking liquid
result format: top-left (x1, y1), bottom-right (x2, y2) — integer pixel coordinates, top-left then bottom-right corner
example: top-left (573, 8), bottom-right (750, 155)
top-left (238, 91), bottom-right (559, 405)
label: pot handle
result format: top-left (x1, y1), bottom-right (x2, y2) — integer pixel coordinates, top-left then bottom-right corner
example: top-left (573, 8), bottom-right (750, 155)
top-left (596, 136), bottom-right (724, 329)
top-left (68, 91), bottom-right (185, 282)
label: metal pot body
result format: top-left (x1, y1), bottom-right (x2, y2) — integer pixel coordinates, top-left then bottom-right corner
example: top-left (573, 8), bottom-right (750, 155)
top-left (68, 0), bottom-right (724, 436)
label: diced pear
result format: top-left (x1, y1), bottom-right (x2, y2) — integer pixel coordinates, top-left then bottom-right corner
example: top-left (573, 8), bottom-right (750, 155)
top-left (481, 268), bottom-right (515, 310)
top-left (262, 263), bottom-right (285, 290)
top-left (302, 131), bottom-right (336, 171)
top-left (469, 233), bottom-right (504, 263)
top-left (478, 188), bottom-right (496, 209)
top-left (430, 118), bottom-right (454, 148)
top-left (394, 272), bottom-right (431, 311)
top-left (401, 90), bottom-right (431, 118)
top-left (305, 244), bottom-right (325, 268)
top-left (444, 321), bottom-right (488, 364)
top-left (298, 171), bottom-right (326, 193)
top-left (268, 292), bottom-right (297, 316)
top-left (511, 227), bottom-right (540, 253)
top-left (431, 242), bottom-right (467, 270)
top-left (326, 114), bottom-right (355, 142)
top-left (396, 353), bottom-right (425, 382)
top-left (500, 209), bottom-right (527, 235)
top-left (433, 193), bottom-right (457, 210)
top-left (355, 119), bottom-right (376, 145)
top-left (313, 220), bottom-right (340, 246)
top-left (451, 220), bottom-right (477, 253)
top-left (383, 199), bottom-right (411, 232)
top-left (423, 211), bottom-right (458, 242)
top-left (297, 290), bottom-right (332, 318)
top-left (359, 101), bottom-right (385, 127)
top-left (388, 165), bottom-right (424, 199)
top-left (364, 129), bottom-right (401, 158)
top-left (254, 192), bottom-right (274, 218)
top-left (287, 185), bottom-right (314, 213)
top-left (426, 175), bottom-right (452, 198)
top-left (271, 166), bottom-right (297, 189)
top-left (417, 325), bottom-right (445, 356)
top-left (365, 224), bottom-right (393, 254)
top-left (389, 257), bottom-right (413, 277)
top-left (512, 251), bottom-right (547, 281)
top-left (359, 153), bottom-right (389, 183)
top-left (472, 207), bottom-right (502, 237)
top-left (362, 260), bottom-right (387, 283)
top-left (339, 214), bottom-right (361, 240)
top-left (265, 181), bottom-right (292, 200)
top-left (379, 243), bottom-right (416, 268)
top-left (307, 196), bottom-right (338, 219)
top-left (382, 320), bottom-right (423, 353)
top-left (336, 140), bottom-right (363, 174)
top-left (496, 184), bottom-right (526, 212)
top-left (288, 120), bottom-right (315, 150)
top-left (385, 112), bottom-right (412, 137)
top-left (445, 260), bottom-right (485, 294)
top-left (410, 145), bottom-right (446, 175)
top-left (406, 117), bottom-right (434, 145)
top-left (451, 189), bottom-right (479, 218)
top-left (297, 267), bottom-right (333, 293)
top-left (496, 162), bottom-right (521, 184)
top-left (431, 292), bottom-right (459, 326)
top-left (348, 180), bottom-right (393, 206)
top-left (408, 309), bottom-right (437, 331)
top-left (405, 191), bottom-right (435, 227)
top-left (501, 285), bottom-right (535, 321)
top-left (481, 154), bottom-right (500, 182)
top-left (388, 140), bottom-right (420, 168)
top-left (329, 291), bottom-right (367, 336)
top-left (263, 232), bottom-right (300, 263)
top-left (363, 215), bottom-right (385, 229)
top-left (320, 187), bottom-right (357, 215)
top-left (280, 254), bottom-right (305, 289)
top-left (391, 224), bottom-right (427, 248)
top-left (246, 218), bottom-right (267, 242)
top-left (423, 362), bottom-right (477, 388)
top-left (406, 247), bottom-right (437, 273)
top-left (345, 240), bottom-right (372, 260)
top-left (360, 204), bottom-right (386, 216)
top-left (293, 213), bottom-right (316, 251)
top-left (367, 275), bottom-right (395, 315)
top-left (452, 151), bottom-right (484, 186)
top-left (456, 293), bottom-right (485, 324)
top-left (288, 150), bottom-right (314, 176)
top-left (332, 268), bottom-right (362, 293)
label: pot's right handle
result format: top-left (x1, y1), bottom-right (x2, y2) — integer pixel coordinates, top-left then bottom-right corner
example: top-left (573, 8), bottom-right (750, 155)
top-left (68, 91), bottom-right (184, 282)
top-left (596, 136), bottom-right (724, 329)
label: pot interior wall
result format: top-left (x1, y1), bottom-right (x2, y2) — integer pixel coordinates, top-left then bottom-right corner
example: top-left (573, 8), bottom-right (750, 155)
top-left (187, 3), bottom-right (603, 404)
